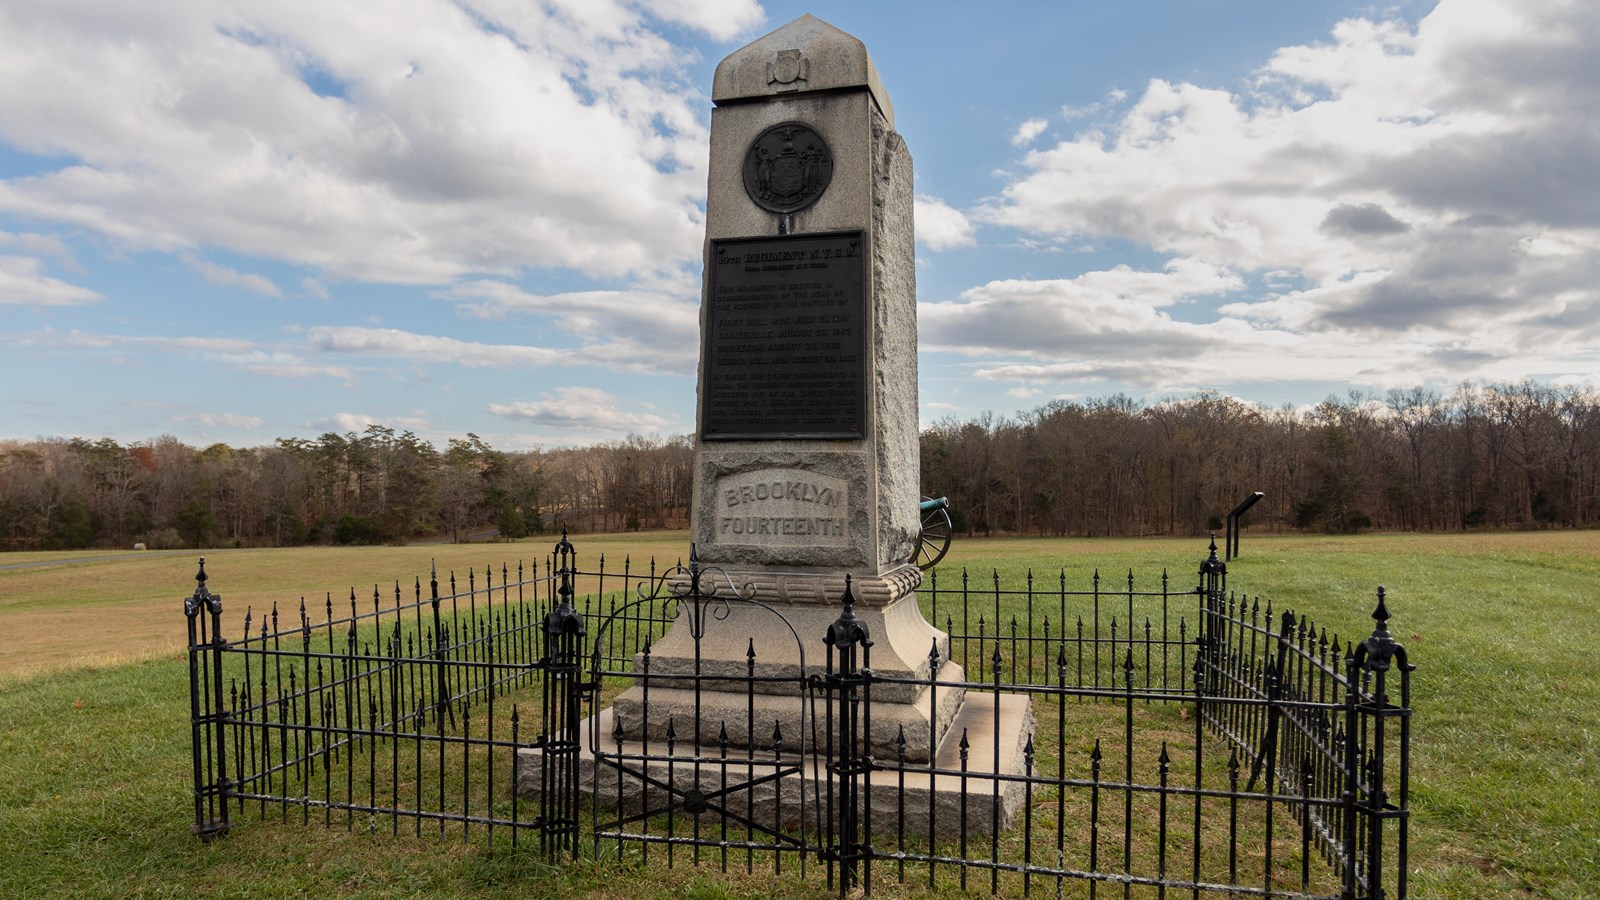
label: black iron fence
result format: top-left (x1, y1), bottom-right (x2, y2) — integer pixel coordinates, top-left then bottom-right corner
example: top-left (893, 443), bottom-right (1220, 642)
top-left (186, 535), bottom-right (1412, 899)
top-left (927, 564), bottom-right (1194, 695)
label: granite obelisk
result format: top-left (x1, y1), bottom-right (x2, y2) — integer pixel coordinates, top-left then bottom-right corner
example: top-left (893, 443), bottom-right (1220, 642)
top-left (611, 14), bottom-right (957, 760)
top-left (528, 16), bottom-right (1036, 837)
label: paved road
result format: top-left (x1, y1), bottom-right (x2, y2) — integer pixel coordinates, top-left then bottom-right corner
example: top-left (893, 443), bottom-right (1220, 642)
top-left (0, 550), bottom-right (200, 572)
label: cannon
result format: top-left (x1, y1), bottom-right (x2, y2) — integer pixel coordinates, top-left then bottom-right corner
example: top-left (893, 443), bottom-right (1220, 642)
top-left (912, 495), bottom-right (953, 570)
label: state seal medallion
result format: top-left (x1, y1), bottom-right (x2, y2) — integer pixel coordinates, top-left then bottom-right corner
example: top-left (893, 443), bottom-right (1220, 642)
top-left (741, 122), bottom-right (833, 214)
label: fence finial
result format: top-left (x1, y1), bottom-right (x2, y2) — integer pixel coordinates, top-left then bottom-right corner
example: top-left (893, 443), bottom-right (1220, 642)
top-left (1357, 585), bottom-right (1405, 672)
top-left (545, 531), bottom-right (584, 636)
top-left (1200, 535), bottom-right (1225, 577)
top-left (187, 557), bottom-right (220, 616)
top-left (826, 574), bottom-right (870, 648)
top-left (185, 558), bottom-right (210, 616)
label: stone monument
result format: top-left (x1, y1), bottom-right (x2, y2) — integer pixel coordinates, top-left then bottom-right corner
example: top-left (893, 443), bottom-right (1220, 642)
top-left (529, 14), bottom-right (1035, 836)
top-left (608, 13), bottom-right (935, 757)
top-left (610, 14), bottom-right (1032, 771)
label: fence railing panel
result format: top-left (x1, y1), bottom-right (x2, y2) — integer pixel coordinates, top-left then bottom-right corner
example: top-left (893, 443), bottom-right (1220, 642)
top-left (185, 535), bottom-right (1411, 899)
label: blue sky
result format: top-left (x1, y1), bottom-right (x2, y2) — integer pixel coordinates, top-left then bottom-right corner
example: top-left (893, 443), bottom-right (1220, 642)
top-left (2, 0), bottom-right (1595, 449)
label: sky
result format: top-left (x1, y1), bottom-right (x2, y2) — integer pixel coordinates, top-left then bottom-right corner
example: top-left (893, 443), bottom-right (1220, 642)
top-left (2, 0), bottom-right (1596, 450)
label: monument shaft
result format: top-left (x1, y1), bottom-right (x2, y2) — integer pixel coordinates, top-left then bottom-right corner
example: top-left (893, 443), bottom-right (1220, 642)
top-left (693, 15), bottom-right (920, 581)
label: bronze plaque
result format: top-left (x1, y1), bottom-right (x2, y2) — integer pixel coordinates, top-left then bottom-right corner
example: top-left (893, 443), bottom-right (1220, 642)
top-left (703, 232), bottom-right (865, 440)
top-left (742, 122), bottom-right (833, 213)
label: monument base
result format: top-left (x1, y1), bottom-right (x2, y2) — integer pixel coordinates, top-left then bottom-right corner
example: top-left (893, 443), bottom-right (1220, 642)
top-left (611, 564), bottom-right (959, 760)
top-left (517, 693), bottom-right (1037, 839)
top-left (610, 662), bottom-right (967, 762)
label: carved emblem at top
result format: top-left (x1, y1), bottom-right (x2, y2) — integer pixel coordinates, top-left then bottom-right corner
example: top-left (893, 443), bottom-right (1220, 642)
top-left (767, 49), bottom-right (808, 92)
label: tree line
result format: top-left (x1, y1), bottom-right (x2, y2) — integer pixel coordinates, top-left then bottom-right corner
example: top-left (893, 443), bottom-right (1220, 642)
top-left (0, 427), bottom-right (692, 551)
top-left (1, 381), bottom-right (1595, 551)
top-left (921, 382), bottom-right (1600, 537)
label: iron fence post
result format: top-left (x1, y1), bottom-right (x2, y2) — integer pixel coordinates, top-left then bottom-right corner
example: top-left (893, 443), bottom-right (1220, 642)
top-left (1352, 587), bottom-right (1412, 900)
top-left (1197, 537), bottom-right (1226, 704)
top-left (824, 575), bottom-right (871, 899)
top-left (539, 528), bottom-right (586, 860)
top-left (185, 558), bottom-right (230, 840)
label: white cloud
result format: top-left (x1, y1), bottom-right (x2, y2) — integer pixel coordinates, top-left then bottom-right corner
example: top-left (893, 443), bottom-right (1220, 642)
top-left (439, 281), bottom-right (697, 351)
top-left (921, 258), bottom-right (1248, 358)
top-left (0, 328), bottom-right (254, 354)
top-left (306, 325), bottom-right (567, 368)
top-left (918, 259), bottom-right (1453, 393)
top-left (0, 231), bottom-right (79, 266)
top-left (308, 411), bottom-right (430, 433)
top-left (302, 323), bottom-right (689, 375)
top-left (176, 412), bottom-right (266, 429)
top-left (1010, 117), bottom-right (1048, 147)
top-left (914, 195), bottom-right (976, 251)
top-left (234, 351), bottom-right (354, 381)
top-left (440, 281), bottom-right (700, 373)
top-left (0, 0), bottom-right (759, 286)
top-left (971, 0), bottom-right (1600, 391)
top-left (312, 412), bottom-right (381, 434)
top-left (630, 0), bottom-right (765, 41)
top-left (0, 255), bottom-right (102, 307)
top-left (489, 386), bottom-right (672, 434)
top-left (0, 328), bottom-right (366, 382)
top-left (183, 253), bottom-right (283, 298)
top-left (1060, 88), bottom-right (1128, 120)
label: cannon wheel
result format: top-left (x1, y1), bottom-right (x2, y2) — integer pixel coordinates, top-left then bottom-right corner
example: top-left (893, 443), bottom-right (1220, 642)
top-left (914, 496), bottom-right (953, 570)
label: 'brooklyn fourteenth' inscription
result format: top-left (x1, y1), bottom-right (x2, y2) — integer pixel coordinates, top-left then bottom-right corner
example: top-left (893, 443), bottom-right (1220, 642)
top-left (703, 231), bottom-right (866, 439)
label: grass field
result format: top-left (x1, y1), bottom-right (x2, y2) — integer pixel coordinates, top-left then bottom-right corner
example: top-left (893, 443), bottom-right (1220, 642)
top-left (1, 530), bottom-right (1595, 898)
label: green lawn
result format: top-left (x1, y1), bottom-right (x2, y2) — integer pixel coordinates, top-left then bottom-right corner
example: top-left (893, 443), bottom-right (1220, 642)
top-left (0, 531), bottom-right (1595, 898)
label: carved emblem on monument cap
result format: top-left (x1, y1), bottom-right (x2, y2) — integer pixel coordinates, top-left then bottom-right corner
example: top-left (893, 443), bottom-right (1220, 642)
top-left (767, 49), bottom-right (808, 92)
top-left (742, 122), bottom-right (833, 214)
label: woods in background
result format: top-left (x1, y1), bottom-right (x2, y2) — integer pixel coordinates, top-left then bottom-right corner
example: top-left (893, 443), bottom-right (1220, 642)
top-left (1, 381), bottom-right (1595, 550)
top-left (0, 428), bottom-right (693, 550)
top-left (921, 383), bottom-right (1599, 537)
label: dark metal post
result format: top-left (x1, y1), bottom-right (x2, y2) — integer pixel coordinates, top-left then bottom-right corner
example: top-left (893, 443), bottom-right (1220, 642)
top-left (185, 558), bottom-right (230, 840)
top-left (1224, 492), bottom-right (1265, 561)
top-left (1352, 587), bottom-right (1413, 900)
top-left (824, 576), bottom-right (871, 899)
top-left (539, 527), bottom-right (586, 860)
top-left (1197, 536), bottom-right (1226, 701)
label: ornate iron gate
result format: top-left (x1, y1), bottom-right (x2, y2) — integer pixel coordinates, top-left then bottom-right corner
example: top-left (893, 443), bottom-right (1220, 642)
top-left (579, 547), bottom-right (820, 875)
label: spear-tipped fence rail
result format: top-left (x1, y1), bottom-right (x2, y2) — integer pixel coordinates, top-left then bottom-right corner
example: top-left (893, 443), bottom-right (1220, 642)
top-left (186, 534), bottom-right (1412, 899)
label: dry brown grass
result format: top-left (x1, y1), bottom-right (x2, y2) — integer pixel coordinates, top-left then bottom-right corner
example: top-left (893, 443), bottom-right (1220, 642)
top-left (0, 532), bottom-right (690, 684)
